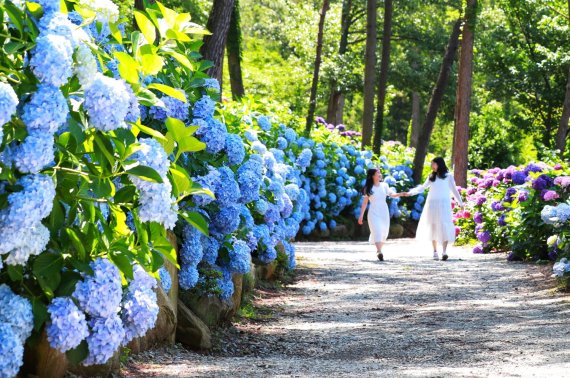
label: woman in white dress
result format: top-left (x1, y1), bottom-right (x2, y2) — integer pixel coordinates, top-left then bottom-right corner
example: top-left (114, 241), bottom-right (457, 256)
top-left (404, 157), bottom-right (464, 261)
top-left (358, 168), bottom-right (403, 261)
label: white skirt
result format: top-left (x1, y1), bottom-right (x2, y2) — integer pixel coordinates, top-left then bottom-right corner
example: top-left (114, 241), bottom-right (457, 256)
top-left (368, 203), bottom-right (390, 244)
top-left (415, 198), bottom-right (456, 243)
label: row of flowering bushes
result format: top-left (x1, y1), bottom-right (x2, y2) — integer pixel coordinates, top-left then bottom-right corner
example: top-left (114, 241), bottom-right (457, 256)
top-left (453, 162), bottom-right (570, 282)
top-left (0, 1), bottom-right (433, 375)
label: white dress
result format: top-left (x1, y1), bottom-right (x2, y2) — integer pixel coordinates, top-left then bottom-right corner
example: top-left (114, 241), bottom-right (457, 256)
top-left (409, 174), bottom-right (464, 243)
top-left (367, 183), bottom-right (393, 244)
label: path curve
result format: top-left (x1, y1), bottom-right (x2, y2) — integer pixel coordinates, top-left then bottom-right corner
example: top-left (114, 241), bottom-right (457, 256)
top-left (124, 240), bottom-right (570, 377)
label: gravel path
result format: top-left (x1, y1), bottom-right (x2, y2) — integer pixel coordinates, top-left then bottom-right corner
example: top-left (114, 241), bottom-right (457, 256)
top-left (123, 240), bottom-right (570, 377)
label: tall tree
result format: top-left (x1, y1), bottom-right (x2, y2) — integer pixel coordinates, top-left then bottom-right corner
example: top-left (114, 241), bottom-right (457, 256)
top-left (200, 0), bottom-right (236, 83)
top-left (410, 91), bottom-right (421, 148)
top-left (361, 0), bottom-right (377, 149)
top-left (326, 0), bottom-right (352, 125)
top-left (227, 0), bottom-right (245, 100)
top-left (452, 0), bottom-right (477, 187)
top-left (372, 0), bottom-right (393, 154)
top-left (412, 19), bottom-right (462, 184)
top-left (556, 1), bottom-right (570, 157)
top-left (305, 0), bottom-right (331, 135)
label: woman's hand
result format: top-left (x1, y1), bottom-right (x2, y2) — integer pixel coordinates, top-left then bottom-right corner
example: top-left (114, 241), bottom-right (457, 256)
top-left (358, 217), bottom-right (364, 225)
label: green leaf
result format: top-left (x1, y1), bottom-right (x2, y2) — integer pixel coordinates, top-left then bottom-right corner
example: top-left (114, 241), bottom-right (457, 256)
top-left (158, 132), bottom-right (176, 156)
top-left (169, 164), bottom-right (191, 195)
top-left (109, 21), bottom-right (123, 44)
top-left (32, 298), bottom-right (48, 332)
top-left (109, 250), bottom-right (134, 280)
top-left (141, 52), bottom-right (164, 76)
top-left (164, 51), bottom-right (194, 71)
top-left (180, 211), bottom-right (209, 236)
top-left (114, 185), bottom-right (137, 204)
top-left (7, 265), bottom-right (23, 282)
top-left (66, 341), bottom-right (89, 365)
top-left (137, 86), bottom-right (165, 107)
top-left (165, 117), bottom-right (188, 140)
top-left (4, 2), bottom-right (23, 34)
top-left (133, 122), bottom-right (167, 141)
top-left (178, 136), bottom-right (206, 153)
top-left (114, 52), bottom-right (140, 84)
top-left (33, 253), bottom-right (64, 297)
top-left (152, 235), bottom-right (178, 267)
top-left (92, 177), bottom-right (113, 198)
top-left (65, 228), bottom-right (86, 261)
top-left (55, 271), bottom-right (82, 297)
top-left (148, 83), bottom-right (186, 102)
top-left (157, 2), bottom-right (177, 28)
top-left (134, 11), bottom-right (157, 45)
top-left (126, 165), bottom-right (164, 183)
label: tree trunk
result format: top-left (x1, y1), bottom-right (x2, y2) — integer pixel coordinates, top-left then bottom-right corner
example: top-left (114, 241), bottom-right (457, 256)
top-left (557, 68), bottom-right (570, 157)
top-left (410, 91), bottom-right (421, 148)
top-left (326, 0), bottom-right (352, 125)
top-left (452, 0), bottom-right (477, 188)
top-left (412, 19), bottom-right (462, 184)
top-left (305, 0), bottom-right (331, 135)
top-left (200, 0), bottom-right (236, 83)
top-left (372, 0), bottom-right (393, 154)
top-left (226, 0), bottom-right (245, 100)
top-left (360, 0), bottom-right (377, 149)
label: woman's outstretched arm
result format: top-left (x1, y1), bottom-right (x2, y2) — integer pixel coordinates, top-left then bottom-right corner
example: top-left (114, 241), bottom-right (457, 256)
top-left (448, 174), bottom-right (464, 207)
top-left (404, 177), bottom-right (432, 197)
top-left (385, 183), bottom-right (402, 198)
top-left (358, 195), bottom-right (369, 225)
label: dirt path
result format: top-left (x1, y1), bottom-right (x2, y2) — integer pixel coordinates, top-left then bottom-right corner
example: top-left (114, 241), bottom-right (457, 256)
top-left (123, 240), bottom-right (570, 377)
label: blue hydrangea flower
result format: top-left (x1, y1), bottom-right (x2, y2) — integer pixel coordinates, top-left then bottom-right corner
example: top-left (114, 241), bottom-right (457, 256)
top-left (194, 117), bottom-right (227, 154)
top-left (264, 204), bottom-right (281, 224)
top-left (214, 167), bottom-right (241, 207)
top-left (149, 91), bottom-right (189, 121)
top-left (296, 149), bottom-right (313, 169)
top-left (511, 171), bottom-right (527, 185)
top-left (83, 314), bottom-right (125, 366)
top-left (244, 129), bottom-right (258, 142)
top-left (254, 199), bottom-right (269, 215)
top-left (237, 169), bottom-right (262, 204)
top-left (216, 267), bottom-right (234, 300)
top-left (229, 240), bottom-right (251, 274)
top-left (74, 44), bottom-right (99, 87)
top-left (73, 258), bottom-right (123, 318)
top-left (0, 82), bottom-right (18, 130)
top-left (180, 224), bottom-right (204, 266)
top-left (46, 297), bottom-right (89, 353)
top-left (121, 266), bottom-right (159, 345)
top-left (193, 167), bottom-right (221, 206)
top-left (136, 180), bottom-right (178, 229)
top-left (203, 78), bottom-right (220, 93)
top-left (30, 34), bottom-right (72, 87)
top-left (124, 84), bottom-right (141, 123)
top-left (21, 84), bottom-right (68, 133)
top-left (1, 224), bottom-right (50, 266)
top-left (36, 0), bottom-right (61, 13)
top-left (84, 74), bottom-right (130, 131)
top-left (251, 141), bottom-right (268, 155)
top-left (192, 95), bottom-right (216, 119)
top-left (0, 284), bottom-right (34, 344)
top-left (257, 115), bottom-right (271, 131)
top-left (284, 128), bottom-right (297, 142)
top-left (240, 205), bottom-right (255, 230)
top-left (258, 245), bottom-right (277, 264)
top-left (0, 324), bottom-right (24, 378)
top-left (212, 204), bottom-right (241, 235)
top-left (276, 137), bottom-right (288, 150)
top-left (158, 267), bottom-right (172, 294)
top-left (179, 264), bottom-right (199, 290)
top-left (201, 235), bottom-right (221, 265)
top-left (6, 130), bottom-right (54, 173)
top-left (38, 11), bottom-right (82, 48)
top-left (225, 134), bottom-right (246, 166)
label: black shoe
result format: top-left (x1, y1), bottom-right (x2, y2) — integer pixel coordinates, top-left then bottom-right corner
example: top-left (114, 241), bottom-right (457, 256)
top-left (441, 254), bottom-right (449, 261)
top-left (377, 252), bottom-right (384, 261)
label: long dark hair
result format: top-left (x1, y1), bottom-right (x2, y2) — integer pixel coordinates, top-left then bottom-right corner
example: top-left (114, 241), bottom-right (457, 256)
top-left (429, 157), bottom-right (449, 182)
top-left (363, 168), bottom-right (379, 196)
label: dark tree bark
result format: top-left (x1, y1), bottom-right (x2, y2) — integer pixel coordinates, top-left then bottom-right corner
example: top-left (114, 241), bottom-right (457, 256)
top-left (305, 0), bottom-right (331, 136)
top-left (372, 0), bottom-right (393, 154)
top-left (412, 19), bottom-right (462, 184)
top-left (452, 0), bottom-right (477, 188)
top-left (410, 91), bottom-right (421, 148)
top-left (326, 0), bottom-right (352, 125)
top-left (361, 0), bottom-right (377, 149)
top-left (227, 0), bottom-right (245, 100)
top-left (557, 67), bottom-right (570, 157)
top-left (200, 0), bottom-right (236, 83)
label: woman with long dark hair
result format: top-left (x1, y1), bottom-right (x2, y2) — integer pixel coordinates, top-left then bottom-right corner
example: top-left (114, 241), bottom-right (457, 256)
top-left (358, 168), bottom-right (403, 261)
top-left (403, 157), bottom-right (464, 260)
